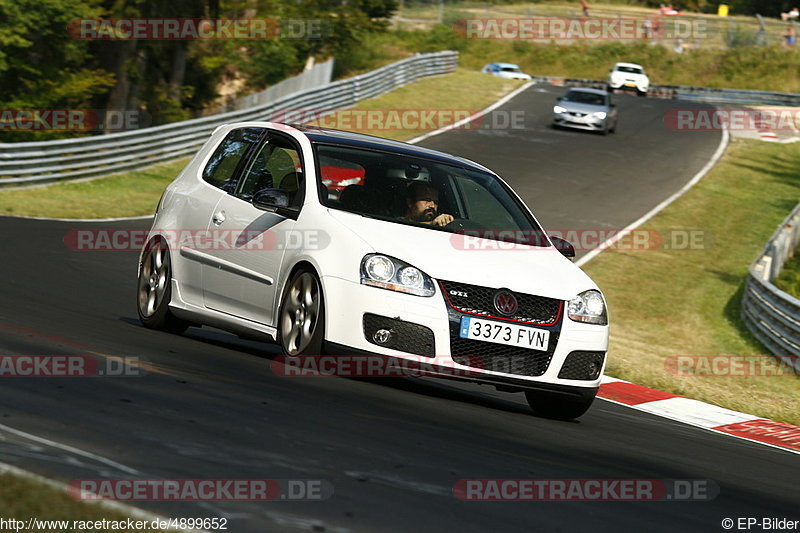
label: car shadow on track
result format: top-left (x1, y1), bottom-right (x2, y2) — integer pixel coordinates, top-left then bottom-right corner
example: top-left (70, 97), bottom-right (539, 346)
top-left (122, 319), bottom-right (540, 419)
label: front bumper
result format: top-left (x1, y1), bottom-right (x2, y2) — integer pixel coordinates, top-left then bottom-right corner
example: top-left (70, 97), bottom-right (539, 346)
top-left (322, 275), bottom-right (609, 389)
top-left (609, 79), bottom-right (648, 92)
top-left (553, 113), bottom-right (607, 131)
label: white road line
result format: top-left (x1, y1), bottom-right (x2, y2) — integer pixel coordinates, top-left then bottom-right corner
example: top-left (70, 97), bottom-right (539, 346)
top-left (575, 128), bottom-right (730, 268)
top-left (0, 422), bottom-right (141, 475)
top-left (0, 462), bottom-right (208, 532)
top-left (407, 82), bottom-right (536, 145)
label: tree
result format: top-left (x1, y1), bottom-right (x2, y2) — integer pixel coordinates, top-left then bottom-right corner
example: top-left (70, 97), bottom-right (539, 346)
top-left (0, 0), bottom-right (114, 140)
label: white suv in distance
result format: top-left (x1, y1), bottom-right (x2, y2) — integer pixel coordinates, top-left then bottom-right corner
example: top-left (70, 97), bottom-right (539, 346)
top-left (607, 62), bottom-right (649, 96)
top-left (137, 123), bottom-right (609, 419)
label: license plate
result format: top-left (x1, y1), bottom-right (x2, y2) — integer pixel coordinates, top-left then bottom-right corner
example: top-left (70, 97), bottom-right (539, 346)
top-left (459, 317), bottom-right (550, 351)
top-left (624, 82), bottom-right (636, 87)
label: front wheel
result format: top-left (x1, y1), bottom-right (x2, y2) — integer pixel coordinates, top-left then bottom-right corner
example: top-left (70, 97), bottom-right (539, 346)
top-left (278, 270), bottom-right (325, 355)
top-left (137, 236), bottom-right (189, 333)
top-left (525, 390), bottom-right (596, 420)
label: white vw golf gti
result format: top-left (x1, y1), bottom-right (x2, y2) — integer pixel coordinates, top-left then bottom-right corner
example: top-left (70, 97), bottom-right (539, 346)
top-left (137, 122), bottom-right (609, 419)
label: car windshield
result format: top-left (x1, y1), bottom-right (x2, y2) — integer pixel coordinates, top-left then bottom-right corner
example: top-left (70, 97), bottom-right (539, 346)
top-left (616, 66), bottom-right (643, 74)
top-left (501, 66), bottom-right (522, 72)
top-left (563, 91), bottom-right (606, 106)
top-left (315, 143), bottom-right (548, 246)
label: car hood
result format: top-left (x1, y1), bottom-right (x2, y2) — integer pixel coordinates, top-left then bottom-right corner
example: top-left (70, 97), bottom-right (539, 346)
top-left (558, 101), bottom-right (608, 114)
top-left (328, 209), bottom-right (597, 300)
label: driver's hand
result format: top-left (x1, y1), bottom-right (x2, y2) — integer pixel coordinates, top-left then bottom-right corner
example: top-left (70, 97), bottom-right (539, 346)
top-left (432, 214), bottom-right (454, 227)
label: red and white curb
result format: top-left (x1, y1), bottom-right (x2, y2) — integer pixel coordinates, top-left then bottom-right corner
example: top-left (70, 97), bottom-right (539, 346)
top-left (598, 376), bottom-right (800, 454)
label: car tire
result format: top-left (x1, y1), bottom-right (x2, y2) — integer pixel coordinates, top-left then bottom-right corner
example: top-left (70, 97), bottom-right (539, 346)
top-left (637, 89), bottom-right (647, 97)
top-left (137, 236), bottom-right (189, 333)
top-left (525, 390), bottom-right (596, 420)
top-left (610, 121), bottom-right (617, 134)
top-left (278, 269), bottom-right (325, 356)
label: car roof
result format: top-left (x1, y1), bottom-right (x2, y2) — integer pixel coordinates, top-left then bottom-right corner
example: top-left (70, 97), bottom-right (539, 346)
top-left (288, 124), bottom-right (492, 173)
top-left (613, 62), bottom-right (644, 69)
top-left (566, 87), bottom-right (609, 96)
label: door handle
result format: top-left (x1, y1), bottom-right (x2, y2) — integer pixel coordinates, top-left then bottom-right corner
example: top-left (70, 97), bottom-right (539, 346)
top-left (212, 211), bottom-right (226, 225)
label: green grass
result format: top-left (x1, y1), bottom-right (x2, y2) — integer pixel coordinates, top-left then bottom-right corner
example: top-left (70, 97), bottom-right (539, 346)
top-left (383, 0), bottom-right (800, 94)
top-left (311, 68), bottom-right (524, 140)
top-left (0, 159), bottom-right (189, 219)
top-left (397, 1), bottom-right (799, 54)
top-left (380, 24), bottom-right (800, 93)
top-left (582, 138), bottom-right (800, 425)
top-left (0, 473), bottom-right (162, 532)
top-left (0, 70), bottom-right (520, 219)
top-left (774, 254), bottom-right (800, 298)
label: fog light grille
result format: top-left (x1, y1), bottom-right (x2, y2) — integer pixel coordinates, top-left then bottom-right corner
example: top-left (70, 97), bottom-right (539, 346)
top-left (363, 314), bottom-right (435, 357)
top-left (558, 351), bottom-right (605, 380)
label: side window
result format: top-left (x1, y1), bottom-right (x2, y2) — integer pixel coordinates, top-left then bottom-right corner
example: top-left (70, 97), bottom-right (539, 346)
top-left (236, 136), bottom-right (304, 207)
top-left (456, 175), bottom-right (516, 228)
top-left (202, 127), bottom-right (264, 190)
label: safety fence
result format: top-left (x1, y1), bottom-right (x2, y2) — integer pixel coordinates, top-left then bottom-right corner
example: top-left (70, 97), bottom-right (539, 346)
top-left (0, 51), bottom-right (458, 189)
top-left (742, 202), bottom-right (800, 360)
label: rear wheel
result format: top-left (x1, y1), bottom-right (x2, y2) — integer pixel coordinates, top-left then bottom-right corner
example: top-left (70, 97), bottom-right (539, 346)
top-left (525, 390), bottom-right (596, 420)
top-left (278, 270), bottom-right (325, 355)
top-left (137, 236), bottom-right (189, 333)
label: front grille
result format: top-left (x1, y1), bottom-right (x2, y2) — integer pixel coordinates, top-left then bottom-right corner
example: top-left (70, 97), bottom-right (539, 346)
top-left (558, 351), bottom-right (606, 380)
top-left (449, 322), bottom-right (557, 377)
top-left (363, 313), bottom-right (435, 357)
top-left (439, 280), bottom-right (562, 325)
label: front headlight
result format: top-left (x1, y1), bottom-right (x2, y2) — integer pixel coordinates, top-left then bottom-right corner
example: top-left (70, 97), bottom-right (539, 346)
top-left (568, 290), bottom-right (608, 325)
top-left (554, 105), bottom-right (567, 114)
top-left (360, 254), bottom-right (435, 297)
top-left (592, 111), bottom-right (607, 120)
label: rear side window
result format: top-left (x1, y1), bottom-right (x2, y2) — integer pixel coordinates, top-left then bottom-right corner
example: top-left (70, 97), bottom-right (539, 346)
top-left (202, 127), bottom-right (264, 190)
top-left (236, 136), bottom-right (305, 207)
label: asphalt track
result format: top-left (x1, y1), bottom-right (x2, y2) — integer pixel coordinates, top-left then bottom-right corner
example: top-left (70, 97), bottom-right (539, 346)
top-left (0, 85), bottom-right (798, 532)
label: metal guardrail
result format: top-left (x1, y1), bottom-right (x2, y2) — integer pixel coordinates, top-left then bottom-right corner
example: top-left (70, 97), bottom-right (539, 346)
top-left (0, 51), bottom-right (458, 189)
top-left (742, 203), bottom-right (800, 360)
top-left (534, 76), bottom-right (800, 105)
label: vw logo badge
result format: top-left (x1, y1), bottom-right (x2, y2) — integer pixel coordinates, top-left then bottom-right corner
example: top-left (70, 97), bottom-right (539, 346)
top-left (494, 291), bottom-right (518, 316)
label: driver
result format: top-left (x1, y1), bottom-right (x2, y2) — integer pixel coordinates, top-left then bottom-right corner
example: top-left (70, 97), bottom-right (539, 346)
top-left (404, 181), bottom-right (454, 227)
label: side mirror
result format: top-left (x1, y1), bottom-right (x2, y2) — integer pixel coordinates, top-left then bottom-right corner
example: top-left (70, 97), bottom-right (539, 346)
top-left (550, 236), bottom-right (576, 259)
top-left (555, 97), bottom-right (562, 102)
top-left (253, 188), bottom-right (299, 219)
